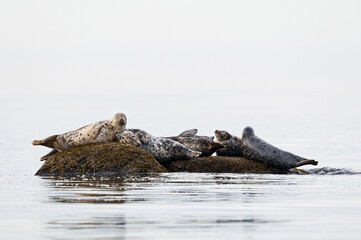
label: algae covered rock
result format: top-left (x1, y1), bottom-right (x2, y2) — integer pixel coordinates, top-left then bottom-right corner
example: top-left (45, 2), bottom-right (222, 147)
top-left (35, 142), bottom-right (167, 177)
top-left (164, 156), bottom-right (289, 174)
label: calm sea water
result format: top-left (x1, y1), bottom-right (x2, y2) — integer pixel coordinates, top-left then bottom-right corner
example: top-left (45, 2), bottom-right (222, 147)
top-left (1, 95), bottom-right (361, 239)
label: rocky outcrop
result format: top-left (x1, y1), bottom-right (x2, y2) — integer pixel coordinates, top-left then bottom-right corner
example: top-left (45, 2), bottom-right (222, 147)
top-left (35, 142), bottom-right (167, 177)
top-left (35, 143), bottom-right (307, 177)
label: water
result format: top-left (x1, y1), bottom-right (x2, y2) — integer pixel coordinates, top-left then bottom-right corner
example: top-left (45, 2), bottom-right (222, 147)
top-left (1, 94), bottom-right (361, 239)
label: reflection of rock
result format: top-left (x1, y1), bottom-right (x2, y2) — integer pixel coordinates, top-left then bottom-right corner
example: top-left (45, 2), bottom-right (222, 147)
top-left (164, 156), bottom-right (290, 174)
top-left (35, 142), bottom-right (167, 177)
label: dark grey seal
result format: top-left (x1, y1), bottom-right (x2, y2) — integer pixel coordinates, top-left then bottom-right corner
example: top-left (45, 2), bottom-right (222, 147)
top-left (168, 136), bottom-right (224, 157)
top-left (127, 129), bottom-right (201, 164)
top-left (214, 130), bottom-right (243, 156)
top-left (214, 127), bottom-right (318, 170)
top-left (241, 127), bottom-right (318, 170)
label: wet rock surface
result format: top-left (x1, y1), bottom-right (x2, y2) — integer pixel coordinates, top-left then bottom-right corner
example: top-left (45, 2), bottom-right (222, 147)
top-left (35, 142), bottom-right (167, 177)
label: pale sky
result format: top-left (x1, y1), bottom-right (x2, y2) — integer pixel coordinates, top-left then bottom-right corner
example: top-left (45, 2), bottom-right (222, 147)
top-left (0, 0), bottom-right (360, 115)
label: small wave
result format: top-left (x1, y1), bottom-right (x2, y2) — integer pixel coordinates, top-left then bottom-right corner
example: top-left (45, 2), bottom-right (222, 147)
top-left (307, 167), bottom-right (361, 175)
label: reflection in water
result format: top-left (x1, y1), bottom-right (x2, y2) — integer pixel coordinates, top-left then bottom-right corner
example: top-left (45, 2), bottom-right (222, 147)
top-left (33, 173), bottom-right (361, 239)
top-left (37, 173), bottom-right (293, 239)
top-left (47, 216), bottom-right (126, 230)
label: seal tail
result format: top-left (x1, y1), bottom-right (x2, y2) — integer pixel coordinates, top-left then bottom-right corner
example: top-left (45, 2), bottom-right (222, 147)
top-left (40, 149), bottom-right (59, 161)
top-left (32, 135), bottom-right (58, 148)
top-left (295, 159), bottom-right (318, 168)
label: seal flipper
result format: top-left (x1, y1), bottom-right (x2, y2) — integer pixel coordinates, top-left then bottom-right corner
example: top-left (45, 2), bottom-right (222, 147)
top-left (40, 149), bottom-right (59, 161)
top-left (178, 129), bottom-right (198, 137)
top-left (32, 135), bottom-right (59, 148)
top-left (90, 125), bottom-right (103, 140)
top-left (294, 159), bottom-right (318, 168)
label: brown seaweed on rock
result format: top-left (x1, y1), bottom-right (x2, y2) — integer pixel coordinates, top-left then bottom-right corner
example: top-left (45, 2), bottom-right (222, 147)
top-left (165, 156), bottom-right (290, 174)
top-left (35, 142), bottom-right (167, 177)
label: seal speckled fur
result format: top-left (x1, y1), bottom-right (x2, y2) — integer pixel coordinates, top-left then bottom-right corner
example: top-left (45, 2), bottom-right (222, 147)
top-left (128, 129), bottom-right (201, 164)
top-left (117, 130), bottom-right (141, 147)
top-left (32, 113), bottom-right (127, 160)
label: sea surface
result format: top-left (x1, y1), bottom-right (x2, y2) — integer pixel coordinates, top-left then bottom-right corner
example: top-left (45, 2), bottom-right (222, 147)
top-left (1, 94), bottom-right (361, 239)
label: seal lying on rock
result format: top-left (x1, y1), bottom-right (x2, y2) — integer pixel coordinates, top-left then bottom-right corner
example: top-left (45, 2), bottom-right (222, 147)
top-left (214, 127), bottom-right (318, 170)
top-left (32, 113), bottom-right (127, 161)
top-left (240, 127), bottom-right (318, 170)
top-left (214, 130), bottom-right (243, 156)
top-left (169, 136), bottom-right (224, 157)
top-left (127, 129), bottom-right (201, 164)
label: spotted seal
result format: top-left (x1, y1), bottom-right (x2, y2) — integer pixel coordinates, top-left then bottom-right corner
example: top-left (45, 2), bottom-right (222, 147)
top-left (117, 130), bottom-right (141, 147)
top-left (127, 129), bottom-right (201, 164)
top-left (240, 127), bottom-right (318, 170)
top-left (32, 113), bottom-right (127, 160)
top-left (214, 130), bottom-right (243, 156)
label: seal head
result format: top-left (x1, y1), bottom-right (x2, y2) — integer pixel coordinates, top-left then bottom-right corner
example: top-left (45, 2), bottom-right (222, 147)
top-left (111, 113), bottom-right (127, 129)
top-left (214, 130), bottom-right (243, 156)
top-left (118, 130), bottom-right (141, 147)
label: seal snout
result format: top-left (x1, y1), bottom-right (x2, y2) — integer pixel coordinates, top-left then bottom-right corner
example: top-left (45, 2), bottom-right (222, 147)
top-left (118, 118), bottom-right (126, 125)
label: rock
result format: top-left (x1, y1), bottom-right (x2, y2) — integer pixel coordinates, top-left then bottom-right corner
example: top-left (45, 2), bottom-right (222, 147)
top-left (35, 142), bottom-right (167, 177)
top-left (163, 156), bottom-right (290, 174)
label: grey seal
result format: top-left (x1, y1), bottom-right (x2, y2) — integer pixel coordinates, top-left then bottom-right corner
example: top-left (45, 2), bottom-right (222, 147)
top-left (240, 127), bottom-right (318, 170)
top-left (214, 130), bottom-right (243, 156)
top-left (127, 129), bottom-right (201, 164)
top-left (32, 113), bottom-right (127, 160)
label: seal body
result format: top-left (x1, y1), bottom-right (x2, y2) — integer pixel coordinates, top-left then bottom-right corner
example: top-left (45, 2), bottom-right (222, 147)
top-left (128, 129), bottom-right (201, 164)
top-left (214, 130), bottom-right (243, 156)
top-left (240, 127), bottom-right (318, 170)
top-left (32, 113), bottom-right (127, 160)
top-left (169, 136), bottom-right (224, 157)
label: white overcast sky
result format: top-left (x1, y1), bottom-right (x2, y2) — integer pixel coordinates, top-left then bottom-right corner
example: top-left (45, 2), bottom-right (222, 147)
top-left (0, 0), bottom-right (360, 115)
